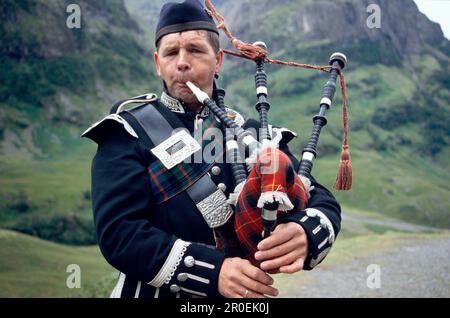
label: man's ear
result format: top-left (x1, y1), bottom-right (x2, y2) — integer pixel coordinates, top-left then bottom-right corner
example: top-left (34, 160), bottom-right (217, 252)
top-left (215, 49), bottom-right (224, 75)
top-left (153, 51), bottom-right (162, 77)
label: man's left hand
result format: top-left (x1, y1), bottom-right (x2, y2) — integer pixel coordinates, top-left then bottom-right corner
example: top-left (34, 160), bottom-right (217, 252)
top-left (254, 222), bottom-right (308, 274)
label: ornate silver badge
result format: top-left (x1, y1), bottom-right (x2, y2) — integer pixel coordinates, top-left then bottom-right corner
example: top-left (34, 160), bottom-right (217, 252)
top-left (151, 130), bottom-right (201, 169)
top-left (196, 189), bottom-right (234, 228)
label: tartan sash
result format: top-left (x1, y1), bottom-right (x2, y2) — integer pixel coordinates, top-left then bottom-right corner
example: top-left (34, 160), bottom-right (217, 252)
top-left (147, 111), bottom-right (223, 205)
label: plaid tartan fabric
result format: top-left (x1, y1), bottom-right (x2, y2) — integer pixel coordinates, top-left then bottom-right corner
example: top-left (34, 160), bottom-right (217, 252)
top-left (232, 147), bottom-right (309, 264)
top-left (147, 113), bottom-right (222, 205)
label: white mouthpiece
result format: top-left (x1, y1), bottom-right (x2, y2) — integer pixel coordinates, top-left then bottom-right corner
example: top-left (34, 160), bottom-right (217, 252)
top-left (186, 81), bottom-right (209, 104)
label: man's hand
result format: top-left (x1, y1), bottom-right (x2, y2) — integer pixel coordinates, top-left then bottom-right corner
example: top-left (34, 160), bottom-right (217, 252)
top-left (254, 222), bottom-right (308, 274)
top-left (218, 257), bottom-right (279, 298)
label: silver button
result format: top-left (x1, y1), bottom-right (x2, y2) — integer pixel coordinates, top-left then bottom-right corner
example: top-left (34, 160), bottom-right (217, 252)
top-left (170, 284), bottom-right (181, 293)
top-left (211, 166), bottom-right (221, 176)
top-left (218, 183), bottom-right (227, 192)
top-left (177, 273), bottom-right (188, 282)
top-left (184, 256), bottom-right (195, 268)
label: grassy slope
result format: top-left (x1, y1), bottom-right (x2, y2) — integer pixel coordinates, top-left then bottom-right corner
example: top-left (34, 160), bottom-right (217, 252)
top-left (0, 229), bottom-right (116, 298)
top-left (0, 142), bottom-right (95, 214)
top-left (0, 138), bottom-right (98, 244)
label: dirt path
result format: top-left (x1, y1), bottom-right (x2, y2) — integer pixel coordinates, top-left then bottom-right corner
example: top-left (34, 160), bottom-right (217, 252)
top-left (276, 235), bottom-right (450, 297)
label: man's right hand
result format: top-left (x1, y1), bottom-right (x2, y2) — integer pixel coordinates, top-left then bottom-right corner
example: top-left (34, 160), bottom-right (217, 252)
top-left (218, 257), bottom-right (279, 298)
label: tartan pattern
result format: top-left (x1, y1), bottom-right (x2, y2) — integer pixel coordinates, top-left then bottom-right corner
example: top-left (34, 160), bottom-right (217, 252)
top-left (233, 147), bottom-right (309, 264)
top-left (147, 113), bottom-right (222, 205)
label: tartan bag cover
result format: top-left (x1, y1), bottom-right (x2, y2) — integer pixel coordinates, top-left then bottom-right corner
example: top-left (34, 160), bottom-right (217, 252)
top-left (233, 146), bottom-right (309, 264)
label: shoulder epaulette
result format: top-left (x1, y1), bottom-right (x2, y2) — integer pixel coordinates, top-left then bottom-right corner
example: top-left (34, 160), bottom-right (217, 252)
top-left (81, 93), bottom-right (158, 142)
top-left (110, 93), bottom-right (158, 114)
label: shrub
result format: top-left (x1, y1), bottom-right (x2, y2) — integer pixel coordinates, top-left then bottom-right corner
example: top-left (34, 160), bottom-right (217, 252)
top-left (4, 189), bottom-right (35, 214)
top-left (82, 190), bottom-right (91, 201)
top-left (371, 102), bottom-right (424, 130)
top-left (10, 213), bottom-right (96, 245)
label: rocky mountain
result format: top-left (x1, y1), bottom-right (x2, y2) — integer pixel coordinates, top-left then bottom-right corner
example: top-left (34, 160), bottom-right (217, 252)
top-left (219, 0), bottom-right (446, 57)
top-left (0, 0), bottom-right (159, 157)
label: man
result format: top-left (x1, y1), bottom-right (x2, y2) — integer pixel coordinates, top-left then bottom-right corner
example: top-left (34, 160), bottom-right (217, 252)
top-left (83, 0), bottom-right (341, 298)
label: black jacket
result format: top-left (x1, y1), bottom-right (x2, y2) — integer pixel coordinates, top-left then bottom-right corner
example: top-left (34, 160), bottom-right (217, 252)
top-left (83, 100), bottom-right (341, 298)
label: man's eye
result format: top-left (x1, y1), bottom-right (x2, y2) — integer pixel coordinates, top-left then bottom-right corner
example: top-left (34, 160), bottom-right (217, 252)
top-left (165, 50), bottom-right (177, 56)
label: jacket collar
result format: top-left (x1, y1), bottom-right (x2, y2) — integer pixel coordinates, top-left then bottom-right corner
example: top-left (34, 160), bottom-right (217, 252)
top-left (160, 91), bottom-right (210, 118)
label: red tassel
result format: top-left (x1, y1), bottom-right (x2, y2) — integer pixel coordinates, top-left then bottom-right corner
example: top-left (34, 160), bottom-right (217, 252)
top-left (335, 145), bottom-right (352, 190)
top-left (334, 70), bottom-right (352, 191)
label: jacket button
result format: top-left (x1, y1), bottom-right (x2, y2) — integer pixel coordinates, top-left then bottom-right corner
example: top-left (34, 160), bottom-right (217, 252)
top-left (184, 256), bottom-right (195, 267)
top-left (218, 183), bottom-right (227, 192)
top-left (170, 284), bottom-right (181, 293)
top-left (211, 166), bottom-right (221, 176)
top-left (177, 273), bottom-right (188, 282)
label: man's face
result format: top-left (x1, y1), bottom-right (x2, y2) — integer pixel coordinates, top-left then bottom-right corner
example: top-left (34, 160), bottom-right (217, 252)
top-left (154, 30), bottom-right (223, 109)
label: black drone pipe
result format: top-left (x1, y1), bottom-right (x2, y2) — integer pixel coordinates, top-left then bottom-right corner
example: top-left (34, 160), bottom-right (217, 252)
top-left (253, 41), bottom-right (271, 144)
top-left (215, 85), bottom-right (248, 185)
top-left (298, 52), bottom-right (347, 179)
top-left (252, 41), bottom-right (278, 238)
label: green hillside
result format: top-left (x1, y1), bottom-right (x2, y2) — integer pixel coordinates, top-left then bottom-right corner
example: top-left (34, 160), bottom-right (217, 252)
top-left (0, 142), bottom-right (97, 244)
top-left (0, 0), bottom-right (161, 243)
top-left (0, 229), bottom-right (116, 298)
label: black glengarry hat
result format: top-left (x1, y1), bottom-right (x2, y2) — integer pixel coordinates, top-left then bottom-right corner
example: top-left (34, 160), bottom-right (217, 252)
top-left (155, 0), bottom-right (219, 45)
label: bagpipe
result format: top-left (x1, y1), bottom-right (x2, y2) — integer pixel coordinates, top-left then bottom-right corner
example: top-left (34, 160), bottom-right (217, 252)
top-left (191, 0), bottom-right (352, 264)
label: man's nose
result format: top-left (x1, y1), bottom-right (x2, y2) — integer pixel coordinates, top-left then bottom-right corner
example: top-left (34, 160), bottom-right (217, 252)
top-left (177, 50), bottom-right (191, 71)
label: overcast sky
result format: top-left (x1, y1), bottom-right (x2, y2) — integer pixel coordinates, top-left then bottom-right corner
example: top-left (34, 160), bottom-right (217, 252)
top-left (414, 0), bottom-right (450, 39)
